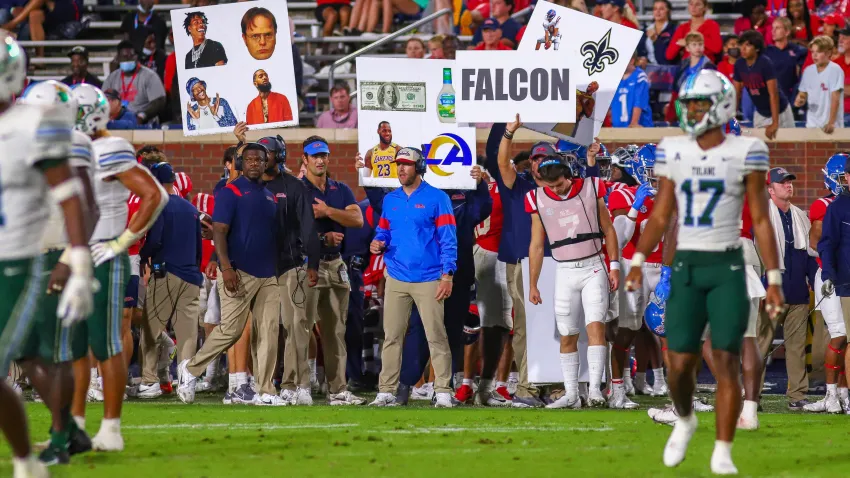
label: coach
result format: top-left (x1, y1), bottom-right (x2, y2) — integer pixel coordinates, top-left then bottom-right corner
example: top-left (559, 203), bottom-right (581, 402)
top-left (177, 142), bottom-right (282, 406)
top-left (138, 162), bottom-right (202, 399)
top-left (818, 160), bottom-right (850, 387)
top-left (369, 147), bottom-right (458, 408)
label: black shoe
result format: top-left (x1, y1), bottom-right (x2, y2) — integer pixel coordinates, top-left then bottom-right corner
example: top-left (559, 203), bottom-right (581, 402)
top-left (39, 444), bottom-right (70, 466)
top-left (788, 399), bottom-right (811, 410)
top-left (348, 378), bottom-right (377, 393)
top-left (396, 383), bottom-right (411, 406)
top-left (68, 425), bottom-right (92, 456)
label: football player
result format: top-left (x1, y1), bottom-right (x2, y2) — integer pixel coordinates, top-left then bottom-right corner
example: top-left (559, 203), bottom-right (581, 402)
top-left (535, 8), bottom-right (561, 51)
top-left (363, 121), bottom-right (400, 179)
top-left (625, 70), bottom-right (784, 474)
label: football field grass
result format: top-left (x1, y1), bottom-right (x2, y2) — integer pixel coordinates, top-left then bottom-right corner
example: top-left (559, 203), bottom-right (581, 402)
top-left (1, 393), bottom-right (849, 478)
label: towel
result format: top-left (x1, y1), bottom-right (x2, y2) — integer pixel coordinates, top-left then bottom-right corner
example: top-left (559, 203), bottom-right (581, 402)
top-left (768, 200), bottom-right (814, 271)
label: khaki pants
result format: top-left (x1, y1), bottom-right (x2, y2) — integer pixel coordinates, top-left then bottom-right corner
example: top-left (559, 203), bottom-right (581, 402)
top-left (304, 258), bottom-right (350, 395)
top-left (140, 273), bottom-right (200, 384)
top-left (380, 276), bottom-right (452, 394)
top-left (506, 262), bottom-right (538, 397)
top-left (279, 267), bottom-right (312, 391)
top-left (186, 271), bottom-right (280, 395)
top-left (753, 104), bottom-right (796, 128)
top-left (757, 303), bottom-right (809, 401)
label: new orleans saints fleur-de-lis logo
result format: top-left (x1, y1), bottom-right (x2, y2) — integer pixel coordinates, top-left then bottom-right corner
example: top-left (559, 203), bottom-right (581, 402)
top-left (580, 29), bottom-right (619, 76)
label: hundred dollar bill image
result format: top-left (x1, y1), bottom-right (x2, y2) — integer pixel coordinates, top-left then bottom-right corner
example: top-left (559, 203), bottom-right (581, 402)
top-left (360, 81), bottom-right (426, 112)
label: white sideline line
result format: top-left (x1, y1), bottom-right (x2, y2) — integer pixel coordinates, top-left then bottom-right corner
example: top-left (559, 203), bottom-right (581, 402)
top-left (381, 426), bottom-right (614, 433)
top-left (121, 423), bottom-right (612, 433)
top-left (123, 423), bottom-right (359, 431)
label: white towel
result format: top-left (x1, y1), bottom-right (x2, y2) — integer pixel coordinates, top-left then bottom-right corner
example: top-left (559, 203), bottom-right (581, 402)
top-left (768, 200), bottom-right (813, 271)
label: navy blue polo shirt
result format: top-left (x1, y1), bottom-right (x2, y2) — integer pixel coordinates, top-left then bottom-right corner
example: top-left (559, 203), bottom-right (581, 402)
top-left (774, 208), bottom-right (810, 305)
top-left (139, 194), bottom-right (203, 287)
top-left (213, 177), bottom-right (228, 196)
top-left (733, 55), bottom-right (789, 118)
top-left (764, 43), bottom-right (807, 103)
top-left (302, 176), bottom-right (356, 255)
top-left (343, 199), bottom-right (374, 261)
top-left (212, 176), bottom-right (277, 278)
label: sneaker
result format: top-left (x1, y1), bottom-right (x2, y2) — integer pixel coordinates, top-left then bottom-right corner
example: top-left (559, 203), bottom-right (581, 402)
top-left (512, 395), bottom-right (544, 408)
top-left (736, 414), bottom-right (759, 430)
top-left (650, 405), bottom-right (678, 426)
top-left (623, 378), bottom-right (635, 397)
top-left (803, 394), bottom-right (842, 414)
top-left (454, 384), bottom-right (474, 404)
top-left (293, 387), bottom-right (313, 406)
top-left (635, 380), bottom-right (654, 396)
top-left (222, 391), bottom-right (233, 405)
top-left (279, 388), bottom-right (296, 405)
top-left (475, 388), bottom-right (511, 407)
top-left (38, 442), bottom-right (69, 466)
top-left (663, 414), bottom-right (697, 468)
top-left (369, 392), bottom-right (398, 406)
top-left (160, 382), bottom-right (173, 395)
top-left (329, 391), bottom-right (366, 406)
top-left (137, 383), bottom-right (162, 399)
top-left (578, 383), bottom-right (589, 406)
top-left (788, 399), bottom-right (811, 411)
top-left (194, 381), bottom-right (212, 393)
top-left (545, 395), bottom-right (581, 409)
top-left (68, 423), bottom-right (92, 456)
top-left (840, 395), bottom-right (850, 414)
top-left (91, 420), bottom-right (123, 452)
top-left (411, 382), bottom-right (434, 401)
top-left (434, 392), bottom-right (454, 408)
top-left (608, 388), bottom-right (639, 409)
top-left (652, 382), bottom-right (669, 397)
top-left (692, 397), bottom-right (714, 412)
top-left (231, 384), bottom-right (257, 404)
top-left (256, 393), bottom-right (289, 406)
top-left (176, 360), bottom-right (196, 404)
top-left (86, 386), bottom-right (103, 402)
top-left (507, 376), bottom-right (519, 396)
top-left (13, 456), bottom-right (48, 478)
top-left (310, 378), bottom-right (322, 395)
top-left (495, 386), bottom-right (512, 401)
top-left (587, 391), bottom-right (606, 408)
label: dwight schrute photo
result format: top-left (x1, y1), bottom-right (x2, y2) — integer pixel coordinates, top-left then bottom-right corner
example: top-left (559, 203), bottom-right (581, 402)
top-left (184, 10), bottom-right (228, 69)
top-left (241, 6), bottom-right (278, 61)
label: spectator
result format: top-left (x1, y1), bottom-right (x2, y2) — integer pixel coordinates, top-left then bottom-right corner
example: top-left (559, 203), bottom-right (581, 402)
top-left (666, 0), bottom-right (722, 63)
top-left (164, 29), bottom-right (179, 121)
top-left (427, 34), bottom-right (445, 58)
top-left (345, 0), bottom-right (376, 36)
top-left (765, 17), bottom-right (808, 107)
top-left (459, 0), bottom-right (489, 36)
top-left (674, 32), bottom-right (718, 91)
top-left (636, 0), bottom-right (678, 66)
top-left (7, 0), bottom-right (83, 58)
top-left (822, 13), bottom-right (843, 43)
top-left (60, 45), bottom-right (102, 89)
top-left (733, 30), bottom-right (794, 140)
top-left (443, 34), bottom-right (459, 60)
top-left (405, 37), bottom-right (425, 58)
top-left (102, 40), bottom-right (166, 125)
top-left (796, 35), bottom-right (844, 132)
top-left (316, 0), bottom-right (351, 37)
top-left (597, 0), bottom-right (639, 29)
top-left (717, 35), bottom-right (740, 82)
top-left (0, 0), bottom-right (24, 25)
top-left (474, 18), bottom-right (513, 51)
top-left (784, 0), bottom-right (821, 46)
top-left (472, 0), bottom-right (520, 49)
top-left (121, 0), bottom-right (168, 52)
top-left (378, 0), bottom-right (428, 35)
top-left (734, 0), bottom-right (774, 45)
top-left (833, 27), bottom-right (850, 124)
top-left (316, 81), bottom-right (358, 129)
top-left (104, 88), bottom-right (140, 130)
top-left (612, 54), bottom-right (653, 127)
top-left (139, 31), bottom-right (167, 82)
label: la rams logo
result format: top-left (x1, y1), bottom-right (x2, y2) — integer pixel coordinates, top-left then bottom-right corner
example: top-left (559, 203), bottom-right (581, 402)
top-left (421, 133), bottom-right (473, 177)
top-left (580, 29), bottom-right (619, 76)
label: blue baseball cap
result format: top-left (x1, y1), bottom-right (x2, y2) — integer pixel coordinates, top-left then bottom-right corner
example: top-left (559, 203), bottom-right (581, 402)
top-left (304, 140), bottom-right (330, 155)
top-left (481, 18), bottom-right (500, 30)
top-left (767, 167), bottom-right (796, 184)
top-left (529, 141), bottom-right (558, 159)
top-left (150, 162), bottom-right (175, 185)
top-left (597, 0), bottom-right (626, 6)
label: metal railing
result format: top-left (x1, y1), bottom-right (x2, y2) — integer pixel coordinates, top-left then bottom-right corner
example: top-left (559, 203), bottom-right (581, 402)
top-left (511, 5), bottom-right (534, 20)
top-left (327, 7), bottom-right (453, 94)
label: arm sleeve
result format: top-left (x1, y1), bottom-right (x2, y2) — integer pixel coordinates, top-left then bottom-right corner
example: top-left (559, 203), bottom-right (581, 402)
top-left (373, 206), bottom-right (391, 244)
top-left (636, 71), bottom-right (651, 112)
top-left (585, 164), bottom-right (600, 177)
top-left (817, 205), bottom-right (839, 282)
top-left (297, 184), bottom-right (320, 270)
top-left (485, 123), bottom-right (507, 184)
top-left (613, 214), bottom-right (637, 251)
top-left (702, 21), bottom-right (723, 60)
top-left (524, 189), bottom-right (538, 214)
top-left (211, 188), bottom-right (236, 226)
top-left (435, 194), bottom-right (458, 274)
top-left (665, 25), bottom-right (684, 61)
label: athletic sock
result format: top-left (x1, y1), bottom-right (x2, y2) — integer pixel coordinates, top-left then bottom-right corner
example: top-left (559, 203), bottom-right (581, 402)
top-left (635, 372), bottom-right (647, 388)
top-left (741, 400), bottom-right (758, 417)
top-left (308, 359), bottom-right (317, 382)
top-left (559, 352), bottom-right (580, 401)
top-left (462, 378), bottom-right (473, 387)
top-left (228, 373), bottom-right (238, 393)
top-left (205, 360), bottom-right (217, 383)
top-left (72, 416), bottom-right (86, 431)
top-left (839, 387), bottom-right (849, 400)
top-left (235, 372), bottom-right (248, 388)
top-left (827, 383), bottom-right (838, 396)
top-left (478, 379), bottom-right (493, 394)
top-left (587, 345), bottom-right (607, 394)
top-left (495, 381), bottom-right (508, 389)
top-left (612, 379), bottom-right (624, 393)
top-left (99, 418), bottom-right (121, 434)
top-left (623, 368), bottom-right (633, 388)
top-left (653, 367), bottom-right (666, 386)
top-left (508, 372), bottom-right (518, 382)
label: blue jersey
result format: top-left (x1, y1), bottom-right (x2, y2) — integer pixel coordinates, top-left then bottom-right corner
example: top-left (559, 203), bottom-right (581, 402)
top-left (611, 68), bottom-right (653, 128)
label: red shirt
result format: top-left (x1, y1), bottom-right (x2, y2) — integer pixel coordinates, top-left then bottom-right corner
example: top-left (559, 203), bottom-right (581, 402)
top-left (607, 186), bottom-right (664, 263)
top-left (809, 195), bottom-right (836, 268)
top-left (734, 16), bottom-right (774, 45)
top-left (833, 54), bottom-right (850, 113)
top-left (621, 18), bottom-right (639, 30)
top-left (717, 58), bottom-right (736, 83)
top-left (164, 52), bottom-right (176, 97)
top-left (127, 194), bottom-right (145, 256)
top-left (175, 172), bottom-right (193, 199)
top-left (192, 193), bottom-right (216, 273)
top-left (474, 43), bottom-right (513, 51)
top-left (475, 177), bottom-right (503, 253)
top-left (741, 195), bottom-right (754, 240)
top-left (791, 15), bottom-right (822, 42)
top-left (666, 20), bottom-right (723, 62)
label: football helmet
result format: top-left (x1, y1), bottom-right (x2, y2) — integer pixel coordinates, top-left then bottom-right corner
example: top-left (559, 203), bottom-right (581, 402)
top-left (644, 295), bottom-right (666, 337)
top-left (0, 32), bottom-right (26, 101)
top-left (676, 70), bottom-right (736, 137)
top-left (18, 80), bottom-right (78, 123)
top-left (546, 9), bottom-right (557, 22)
top-left (726, 118), bottom-right (742, 136)
top-left (611, 144), bottom-right (638, 178)
top-left (823, 153), bottom-right (849, 196)
top-left (633, 143), bottom-right (657, 186)
top-left (70, 84), bottom-right (109, 136)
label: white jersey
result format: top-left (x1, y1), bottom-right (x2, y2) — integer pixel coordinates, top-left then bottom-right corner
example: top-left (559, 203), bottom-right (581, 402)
top-left (0, 103), bottom-right (73, 260)
top-left (41, 131), bottom-right (94, 250)
top-left (91, 135), bottom-right (137, 243)
top-left (655, 135), bottom-right (769, 252)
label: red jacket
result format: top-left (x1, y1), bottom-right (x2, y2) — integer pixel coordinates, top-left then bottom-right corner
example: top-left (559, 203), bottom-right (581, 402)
top-left (666, 20), bottom-right (722, 63)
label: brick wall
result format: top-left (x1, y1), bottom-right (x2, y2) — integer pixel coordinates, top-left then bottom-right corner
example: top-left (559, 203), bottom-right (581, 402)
top-left (124, 128), bottom-right (848, 208)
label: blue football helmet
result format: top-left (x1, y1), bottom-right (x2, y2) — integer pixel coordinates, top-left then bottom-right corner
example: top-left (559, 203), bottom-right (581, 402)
top-left (633, 143), bottom-right (657, 185)
top-left (644, 295), bottom-right (666, 337)
top-left (546, 8), bottom-right (557, 21)
top-left (823, 153), bottom-right (849, 196)
top-left (611, 144), bottom-right (638, 179)
top-left (725, 118), bottom-right (741, 136)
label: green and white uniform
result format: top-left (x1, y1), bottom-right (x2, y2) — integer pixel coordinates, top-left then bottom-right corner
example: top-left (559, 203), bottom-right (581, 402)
top-left (655, 134), bottom-right (770, 354)
top-left (0, 103), bottom-right (73, 373)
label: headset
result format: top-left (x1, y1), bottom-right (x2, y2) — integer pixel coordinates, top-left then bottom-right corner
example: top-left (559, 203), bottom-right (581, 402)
top-left (257, 135), bottom-right (287, 165)
top-left (234, 142), bottom-right (271, 171)
top-left (538, 153), bottom-right (574, 179)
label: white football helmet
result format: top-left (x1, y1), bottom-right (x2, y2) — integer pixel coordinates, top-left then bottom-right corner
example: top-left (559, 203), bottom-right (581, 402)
top-left (17, 80), bottom-right (78, 123)
top-left (675, 69), bottom-right (736, 137)
top-left (0, 31), bottom-right (27, 101)
top-left (70, 83), bottom-right (109, 136)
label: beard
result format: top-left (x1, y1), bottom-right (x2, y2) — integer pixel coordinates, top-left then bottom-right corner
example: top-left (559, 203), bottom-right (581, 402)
top-left (257, 82), bottom-right (272, 93)
top-left (264, 164), bottom-right (278, 176)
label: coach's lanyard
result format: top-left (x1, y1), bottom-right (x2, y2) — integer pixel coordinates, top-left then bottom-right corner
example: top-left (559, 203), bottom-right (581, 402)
top-left (120, 70), bottom-right (138, 99)
top-left (135, 13), bottom-right (152, 30)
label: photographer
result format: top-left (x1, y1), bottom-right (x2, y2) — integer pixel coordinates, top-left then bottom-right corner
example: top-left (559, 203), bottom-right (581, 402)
top-left (137, 163), bottom-right (203, 399)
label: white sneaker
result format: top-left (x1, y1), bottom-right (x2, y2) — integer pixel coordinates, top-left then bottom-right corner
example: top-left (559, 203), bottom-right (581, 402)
top-left (87, 386), bottom-right (104, 402)
top-left (475, 388), bottom-right (511, 407)
top-left (692, 397), bottom-right (714, 412)
top-left (804, 394), bottom-right (842, 413)
top-left (507, 376), bottom-right (519, 396)
top-left (248, 376), bottom-right (257, 394)
top-left (663, 414), bottom-right (697, 468)
top-left (137, 383), bottom-right (162, 399)
top-left (10, 381), bottom-right (23, 398)
top-left (434, 392), bottom-right (454, 408)
top-left (369, 392), bottom-right (398, 406)
top-left (13, 456), bottom-right (48, 478)
top-left (623, 377), bottom-right (635, 397)
top-left (840, 395), bottom-right (850, 414)
top-left (177, 359), bottom-right (196, 404)
top-left (736, 413), bottom-right (759, 430)
top-left (256, 393), bottom-right (289, 406)
top-left (329, 391), bottom-right (366, 406)
top-left (279, 388), bottom-right (296, 405)
top-left (588, 391), bottom-right (606, 408)
top-left (545, 395), bottom-right (582, 409)
top-left (608, 388), bottom-right (639, 409)
top-left (635, 376), bottom-right (653, 395)
top-left (411, 383), bottom-right (434, 401)
top-left (195, 381), bottom-right (212, 393)
top-left (652, 382), bottom-right (669, 397)
top-left (293, 387), bottom-right (313, 406)
top-left (92, 426), bottom-right (124, 452)
top-left (650, 405), bottom-right (678, 426)
top-left (710, 445), bottom-right (738, 475)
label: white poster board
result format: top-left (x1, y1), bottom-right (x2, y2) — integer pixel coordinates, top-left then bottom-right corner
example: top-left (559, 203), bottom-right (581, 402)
top-left (522, 258), bottom-right (592, 384)
top-left (356, 57), bottom-right (476, 190)
top-left (453, 51), bottom-right (577, 123)
top-left (171, 0), bottom-right (299, 136)
top-left (517, 1), bottom-right (643, 146)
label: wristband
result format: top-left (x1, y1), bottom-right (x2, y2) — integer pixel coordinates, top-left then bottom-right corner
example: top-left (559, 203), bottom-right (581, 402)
top-left (766, 269), bottom-right (782, 286)
top-left (630, 252), bottom-right (646, 268)
top-left (610, 260), bottom-right (621, 271)
top-left (627, 208), bottom-right (639, 220)
top-left (503, 130), bottom-right (514, 140)
top-left (67, 246), bottom-right (93, 277)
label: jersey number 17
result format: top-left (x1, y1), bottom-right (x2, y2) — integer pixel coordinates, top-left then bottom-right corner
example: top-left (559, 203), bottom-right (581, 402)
top-left (680, 179), bottom-right (725, 227)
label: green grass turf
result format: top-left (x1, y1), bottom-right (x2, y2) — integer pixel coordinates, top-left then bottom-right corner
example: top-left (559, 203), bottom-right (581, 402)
top-left (2, 393), bottom-right (849, 477)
